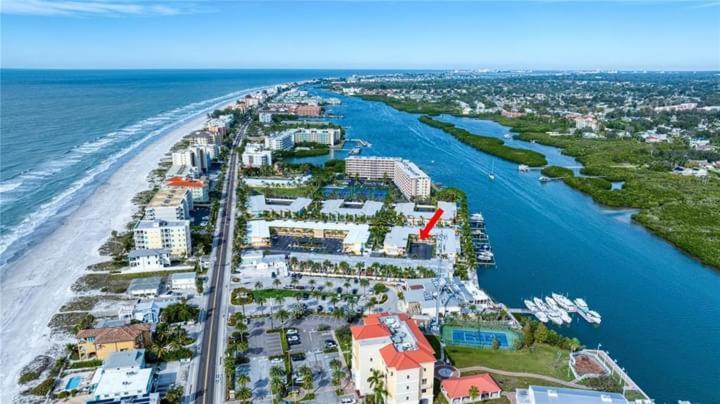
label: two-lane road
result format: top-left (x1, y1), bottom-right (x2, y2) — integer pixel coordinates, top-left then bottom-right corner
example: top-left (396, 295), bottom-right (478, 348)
top-left (194, 123), bottom-right (245, 404)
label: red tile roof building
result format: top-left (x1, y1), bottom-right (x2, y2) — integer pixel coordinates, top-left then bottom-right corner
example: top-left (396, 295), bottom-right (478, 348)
top-left (351, 313), bottom-right (435, 404)
top-left (441, 373), bottom-right (502, 403)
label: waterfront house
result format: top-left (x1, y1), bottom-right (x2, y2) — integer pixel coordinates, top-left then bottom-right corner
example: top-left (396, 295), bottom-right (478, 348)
top-left (126, 277), bottom-right (162, 297)
top-left (76, 324), bottom-right (152, 360)
top-left (440, 373), bottom-right (502, 403)
top-left (127, 249), bottom-right (171, 271)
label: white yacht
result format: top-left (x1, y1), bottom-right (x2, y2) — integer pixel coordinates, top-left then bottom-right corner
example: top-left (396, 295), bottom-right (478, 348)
top-left (539, 176), bottom-right (551, 183)
top-left (587, 310), bottom-right (602, 324)
top-left (552, 293), bottom-right (577, 312)
top-left (574, 298), bottom-right (590, 311)
top-left (518, 164), bottom-right (530, 172)
top-left (535, 311), bottom-right (549, 323)
top-left (533, 297), bottom-right (548, 311)
top-left (524, 299), bottom-right (538, 312)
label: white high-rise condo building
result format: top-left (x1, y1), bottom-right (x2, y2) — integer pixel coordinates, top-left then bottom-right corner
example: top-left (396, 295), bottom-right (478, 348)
top-left (133, 219), bottom-right (192, 258)
top-left (345, 156), bottom-right (431, 200)
top-left (264, 131), bottom-right (295, 151)
top-left (242, 144), bottom-right (273, 167)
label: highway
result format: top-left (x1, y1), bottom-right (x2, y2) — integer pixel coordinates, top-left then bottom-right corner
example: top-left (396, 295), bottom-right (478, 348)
top-left (193, 122), bottom-right (245, 404)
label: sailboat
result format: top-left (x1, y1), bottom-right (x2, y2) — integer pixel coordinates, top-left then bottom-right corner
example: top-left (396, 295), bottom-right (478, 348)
top-left (489, 160), bottom-right (496, 180)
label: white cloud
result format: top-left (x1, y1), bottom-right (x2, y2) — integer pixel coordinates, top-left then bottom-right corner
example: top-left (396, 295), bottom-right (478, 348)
top-left (0, 0), bottom-right (202, 16)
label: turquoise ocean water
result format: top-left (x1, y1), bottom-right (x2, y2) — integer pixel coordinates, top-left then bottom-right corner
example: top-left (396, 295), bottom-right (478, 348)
top-left (0, 69), bottom-right (389, 264)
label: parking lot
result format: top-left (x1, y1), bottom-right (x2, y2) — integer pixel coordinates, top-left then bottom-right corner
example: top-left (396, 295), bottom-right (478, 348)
top-left (271, 235), bottom-right (343, 254)
top-left (244, 316), bottom-right (350, 401)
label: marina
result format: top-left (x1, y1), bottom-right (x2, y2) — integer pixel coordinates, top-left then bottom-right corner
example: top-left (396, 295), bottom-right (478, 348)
top-left (469, 213), bottom-right (495, 266)
top-left (522, 294), bottom-right (602, 325)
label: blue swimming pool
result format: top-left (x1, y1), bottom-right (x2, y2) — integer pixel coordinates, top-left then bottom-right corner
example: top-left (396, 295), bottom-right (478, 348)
top-left (64, 376), bottom-right (81, 390)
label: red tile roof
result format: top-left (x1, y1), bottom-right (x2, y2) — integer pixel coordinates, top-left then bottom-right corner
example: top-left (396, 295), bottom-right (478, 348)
top-left (350, 324), bottom-right (391, 340)
top-left (76, 323), bottom-right (150, 345)
top-left (167, 176), bottom-right (205, 188)
top-left (352, 313), bottom-right (435, 370)
top-left (441, 373), bottom-right (501, 399)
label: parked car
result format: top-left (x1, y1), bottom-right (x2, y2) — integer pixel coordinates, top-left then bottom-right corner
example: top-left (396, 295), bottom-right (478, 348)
top-left (286, 328), bottom-right (299, 335)
top-left (324, 340), bottom-right (337, 349)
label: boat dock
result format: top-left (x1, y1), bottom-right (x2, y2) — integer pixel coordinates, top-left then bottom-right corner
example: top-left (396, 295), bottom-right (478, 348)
top-left (520, 294), bottom-right (602, 325)
top-left (470, 213), bottom-right (495, 266)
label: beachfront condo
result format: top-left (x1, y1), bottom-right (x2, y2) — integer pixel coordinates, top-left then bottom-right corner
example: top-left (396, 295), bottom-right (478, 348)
top-left (133, 219), bottom-right (192, 258)
top-left (76, 323), bottom-right (152, 361)
top-left (351, 313), bottom-right (435, 404)
top-left (292, 127), bottom-right (341, 146)
top-left (166, 176), bottom-right (209, 203)
top-left (144, 187), bottom-right (193, 221)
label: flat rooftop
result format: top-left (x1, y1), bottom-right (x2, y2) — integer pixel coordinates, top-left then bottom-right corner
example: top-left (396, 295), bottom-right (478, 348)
top-left (247, 219), bottom-right (370, 246)
top-left (92, 368), bottom-right (153, 398)
top-left (321, 199), bottom-right (384, 217)
top-left (147, 188), bottom-right (189, 208)
top-left (247, 195), bottom-right (312, 215)
top-left (394, 201), bottom-right (457, 221)
top-left (384, 226), bottom-right (459, 257)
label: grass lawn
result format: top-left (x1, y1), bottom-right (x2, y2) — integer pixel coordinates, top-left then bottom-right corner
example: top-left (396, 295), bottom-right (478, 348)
top-left (464, 371), bottom-right (567, 391)
top-left (445, 343), bottom-right (573, 381)
top-left (425, 334), bottom-right (443, 359)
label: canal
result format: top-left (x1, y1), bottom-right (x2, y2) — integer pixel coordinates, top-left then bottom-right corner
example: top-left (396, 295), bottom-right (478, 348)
top-left (293, 86), bottom-right (720, 403)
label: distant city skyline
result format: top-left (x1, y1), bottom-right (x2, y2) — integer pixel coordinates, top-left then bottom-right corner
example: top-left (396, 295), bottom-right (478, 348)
top-left (1, 0), bottom-right (719, 70)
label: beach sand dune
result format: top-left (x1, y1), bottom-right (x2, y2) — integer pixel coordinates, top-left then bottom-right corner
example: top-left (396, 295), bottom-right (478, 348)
top-left (0, 113), bottom-right (208, 401)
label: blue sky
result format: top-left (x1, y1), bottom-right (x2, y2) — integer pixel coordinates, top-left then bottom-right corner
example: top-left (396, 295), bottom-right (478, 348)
top-left (1, 0), bottom-right (719, 70)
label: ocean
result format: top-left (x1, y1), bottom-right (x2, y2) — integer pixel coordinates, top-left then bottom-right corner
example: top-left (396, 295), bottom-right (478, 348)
top-left (0, 69), bottom-right (390, 265)
top-left (292, 86), bottom-right (720, 403)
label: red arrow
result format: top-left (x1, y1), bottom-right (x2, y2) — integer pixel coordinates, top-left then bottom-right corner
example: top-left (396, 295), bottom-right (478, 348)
top-left (419, 208), bottom-right (444, 240)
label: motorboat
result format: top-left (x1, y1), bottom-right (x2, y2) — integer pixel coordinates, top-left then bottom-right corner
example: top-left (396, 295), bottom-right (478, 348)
top-left (478, 251), bottom-right (495, 261)
top-left (518, 164), bottom-right (530, 172)
top-left (574, 298), bottom-right (590, 311)
top-left (524, 299), bottom-right (538, 312)
top-left (552, 293), bottom-right (577, 312)
top-left (534, 311), bottom-right (549, 323)
top-left (533, 298), bottom-right (549, 312)
top-left (539, 176), bottom-right (551, 183)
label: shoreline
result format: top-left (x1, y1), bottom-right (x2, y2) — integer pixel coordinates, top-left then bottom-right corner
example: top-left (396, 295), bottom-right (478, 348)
top-left (0, 97), bottom-right (240, 401)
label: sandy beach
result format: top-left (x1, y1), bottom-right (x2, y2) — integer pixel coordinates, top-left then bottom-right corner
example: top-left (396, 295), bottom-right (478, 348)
top-left (0, 110), bottom-right (215, 401)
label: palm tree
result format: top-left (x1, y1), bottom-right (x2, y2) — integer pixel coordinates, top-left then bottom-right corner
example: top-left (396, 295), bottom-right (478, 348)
top-left (367, 369), bottom-right (387, 403)
top-left (308, 279), bottom-right (316, 288)
top-left (299, 365), bottom-right (313, 391)
top-left (273, 278), bottom-right (282, 288)
top-left (331, 307), bottom-right (345, 321)
top-left (469, 385), bottom-right (480, 402)
top-left (236, 386), bottom-right (252, 401)
top-left (360, 278), bottom-right (370, 294)
top-left (255, 296), bottom-right (266, 316)
top-left (237, 373), bottom-right (251, 388)
top-left (325, 280), bottom-right (333, 289)
top-left (277, 309), bottom-right (289, 331)
top-left (269, 365), bottom-right (285, 379)
top-left (254, 280), bottom-right (263, 290)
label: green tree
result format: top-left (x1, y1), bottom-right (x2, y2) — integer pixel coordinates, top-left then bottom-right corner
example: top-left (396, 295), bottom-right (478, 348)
top-left (534, 322), bottom-right (549, 344)
top-left (161, 386), bottom-right (184, 404)
top-left (299, 365), bottom-right (314, 391)
top-left (469, 385), bottom-right (480, 402)
top-left (367, 369), bottom-right (387, 403)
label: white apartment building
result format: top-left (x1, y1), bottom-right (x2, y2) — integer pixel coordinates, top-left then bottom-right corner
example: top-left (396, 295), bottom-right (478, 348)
top-left (144, 188), bottom-right (193, 221)
top-left (242, 144), bottom-right (273, 167)
top-left (264, 131), bottom-right (295, 151)
top-left (127, 248), bottom-right (171, 270)
top-left (345, 157), bottom-right (431, 200)
top-left (292, 127), bottom-right (341, 146)
top-left (351, 313), bottom-right (435, 404)
top-left (172, 146), bottom-right (209, 173)
top-left (133, 219), bottom-right (192, 258)
top-left (169, 272), bottom-right (197, 291)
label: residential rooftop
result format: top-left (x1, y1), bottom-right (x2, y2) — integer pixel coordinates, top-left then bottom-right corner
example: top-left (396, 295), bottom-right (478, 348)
top-left (320, 199), bottom-right (384, 217)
